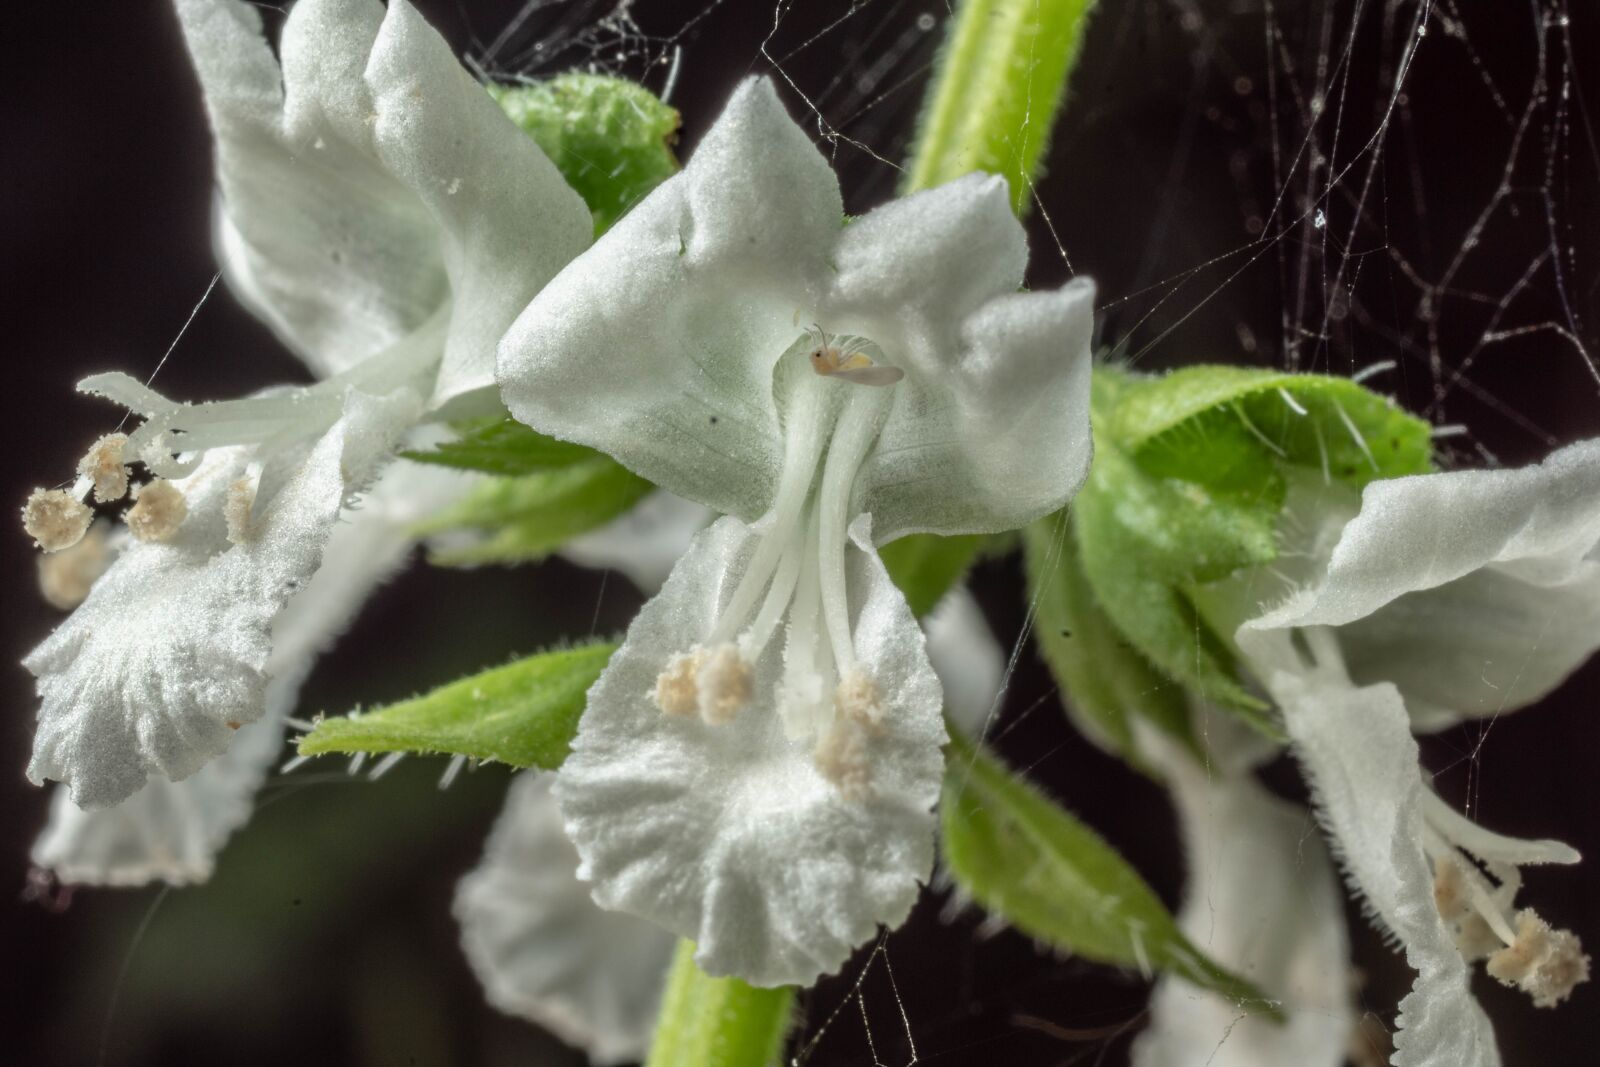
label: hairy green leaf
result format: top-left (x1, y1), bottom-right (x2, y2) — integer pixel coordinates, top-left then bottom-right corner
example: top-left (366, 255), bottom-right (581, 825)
top-left (646, 941), bottom-right (793, 1067)
top-left (1073, 434), bottom-right (1280, 735)
top-left (1021, 515), bottom-right (1195, 767)
top-left (880, 532), bottom-right (987, 618)
top-left (492, 73), bottom-right (680, 235)
top-left (402, 416), bottom-right (599, 477)
top-left (1110, 365), bottom-right (1434, 500)
top-left (942, 733), bottom-right (1278, 1016)
top-left (418, 457), bottom-right (654, 566)
top-left (297, 642), bottom-right (615, 768)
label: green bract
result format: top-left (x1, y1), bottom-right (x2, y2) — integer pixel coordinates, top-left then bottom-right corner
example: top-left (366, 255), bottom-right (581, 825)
top-left (297, 641), bottom-right (614, 768)
top-left (403, 415), bottom-right (600, 476)
top-left (1056, 364), bottom-right (1435, 738)
top-left (941, 732), bottom-right (1277, 1014)
top-left (880, 532), bottom-right (986, 617)
top-left (492, 73), bottom-right (681, 235)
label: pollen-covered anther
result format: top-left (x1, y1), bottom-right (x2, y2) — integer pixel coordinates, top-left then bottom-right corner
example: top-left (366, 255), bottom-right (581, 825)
top-left (125, 479), bottom-right (188, 543)
top-left (226, 476), bottom-right (258, 544)
top-left (1485, 909), bottom-right (1591, 1008)
top-left (654, 649), bottom-right (704, 717)
top-left (835, 668), bottom-right (886, 734)
top-left (77, 433), bottom-right (130, 503)
top-left (22, 488), bottom-right (92, 552)
top-left (695, 643), bottom-right (753, 725)
top-left (36, 521), bottom-right (111, 609)
top-left (813, 718), bottom-right (873, 802)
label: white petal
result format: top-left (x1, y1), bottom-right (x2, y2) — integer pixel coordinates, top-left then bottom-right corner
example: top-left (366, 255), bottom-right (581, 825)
top-left (30, 712), bottom-right (284, 887)
top-left (858, 278), bottom-right (1097, 540)
top-left (1133, 745), bottom-right (1350, 1067)
top-left (1245, 439), bottom-right (1600, 728)
top-left (365, 0), bottom-right (591, 404)
top-left (456, 773), bottom-right (674, 1065)
top-left (554, 516), bottom-right (946, 987)
top-left (1267, 655), bottom-right (1501, 1067)
top-left (25, 390), bottom-right (419, 809)
top-left (179, 0), bottom-right (441, 378)
top-left (30, 455), bottom-right (474, 884)
top-left (180, 0), bottom-right (589, 396)
top-left (499, 78), bottom-right (842, 523)
top-left (558, 490), bottom-right (713, 594)
top-left (827, 173), bottom-right (1026, 342)
top-left (924, 587), bottom-right (1007, 737)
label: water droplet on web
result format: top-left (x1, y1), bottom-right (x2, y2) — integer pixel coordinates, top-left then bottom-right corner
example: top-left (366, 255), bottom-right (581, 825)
top-left (1314, 209), bottom-right (1327, 230)
top-left (916, 13), bottom-right (935, 31)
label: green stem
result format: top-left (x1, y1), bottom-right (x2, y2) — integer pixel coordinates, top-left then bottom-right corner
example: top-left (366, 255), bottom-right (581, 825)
top-left (645, 941), bottom-right (794, 1067)
top-left (902, 0), bottom-right (1098, 213)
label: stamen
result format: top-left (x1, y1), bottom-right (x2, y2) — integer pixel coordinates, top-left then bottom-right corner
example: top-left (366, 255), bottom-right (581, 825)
top-left (77, 433), bottom-right (130, 503)
top-left (36, 521), bottom-right (111, 609)
top-left (227, 472), bottom-right (260, 544)
top-left (125, 479), bottom-right (188, 542)
top-left (696, 643), bottom-right (753, 724)
top-left (835, 668), bottom-right (886, 733)
top-left (1486, 910), bottom-right (1590, 1008)
top-left (813, 718), bottom-right (872, 802)
top-left (655, 650), bottom-right (704, 717)
top-left (22, 489), bottom-right (91, 552)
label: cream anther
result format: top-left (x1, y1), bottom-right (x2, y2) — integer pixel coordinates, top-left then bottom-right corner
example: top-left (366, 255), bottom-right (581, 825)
top-left (696, 643), bottom-right (753, 725)
top-left (226, 476), bottom-right (259, 545)
top-left (22, 489), bottom-right (92, 552)
top-left (125, 479), bottom-right (188, 543)
top-left (654, 650), bottom-right (704, 717)
top-left (813, 718), bottom-right (872, 802)
top-left (36, 521), bottom-right (111, 609)
top-left (835, 669), bottom-right (885, 733)
top-left (77, 433), bottom-right (130, 503)
top-left (1486, 910), bottom-right (1590, 1008)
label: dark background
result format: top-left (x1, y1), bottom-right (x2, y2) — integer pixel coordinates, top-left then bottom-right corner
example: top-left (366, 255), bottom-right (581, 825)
top-left (3, 1), bottom-right (1596, 1064)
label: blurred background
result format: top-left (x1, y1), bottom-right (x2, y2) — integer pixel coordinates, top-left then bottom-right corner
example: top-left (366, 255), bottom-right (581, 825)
top-left (2, 1), bottom-right (1596, 1063)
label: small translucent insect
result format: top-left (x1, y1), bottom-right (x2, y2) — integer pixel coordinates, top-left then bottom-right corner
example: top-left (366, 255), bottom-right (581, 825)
top-left (804, 325), bottom-right (905, 386)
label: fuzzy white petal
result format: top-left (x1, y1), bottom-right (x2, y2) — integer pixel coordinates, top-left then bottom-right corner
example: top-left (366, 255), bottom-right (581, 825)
top-left (925, 587), bottom-right (1007, 737)
top-left (499, 79), bottom-right (838, 523)
top-left (1133, 747), bottom-right (1350, 1067)
top-left (558, 491), bottom-right (713, 594)
top-left (1245, 439), bottom-right (1600, 729)
top-left (456, 773), bottom-right (674, 1064)
top-left (365, 0), bottom-right (591, 403)
top-left (25, 390), bottom-right (419, 809)
top-left (178, 0), bottom-right (588, 396)
top-left (29, 454), bottom-right (475, 883)
top-left (499, 78), bottom-right (1095, 540)
top-left (554, 516), bottom-right (946, 987)
top-left (1268, 658), bottom-right (1500, 1067)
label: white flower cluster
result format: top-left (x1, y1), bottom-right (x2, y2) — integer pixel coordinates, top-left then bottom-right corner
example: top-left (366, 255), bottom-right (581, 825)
top-left (18, 1), bottom-right (1596, 1064)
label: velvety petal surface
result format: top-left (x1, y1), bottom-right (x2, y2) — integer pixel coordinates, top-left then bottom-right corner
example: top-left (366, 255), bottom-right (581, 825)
top-left (180, 0), bottom-right (588, 398)
top-left (553, 516), bottom-right (946, 987)
top-left (25, 390), bottom-right (418, 809)
top-left (500, 79), bottom-right (841, 523)
top-left (1246, 439), bottom-right (1600, 727)
top-left (456, 773), bottom-right (674, 1064)
top-left (1133, 746), bottom-right (1350, 1067)
top-left (1267, 654), bottom-right (1500, 1067)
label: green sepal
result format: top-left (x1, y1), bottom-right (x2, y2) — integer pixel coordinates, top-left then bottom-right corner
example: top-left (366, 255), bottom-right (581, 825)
top-left (402, 416), bottom-right (600, 477)
top-left (417, 458), bottom-right (654, 567)
top-left (296, 641), bottom-right (615, 768)
top-left (1073, 433), bottom-right (1281, 736)
top-left (646, 941), bottom-right (794, 1067)
top-left (941, 732), bottom-right (1279, 1017)
top-left (1109, 365), bottom-right (1435, 500)
top-left (1021, 515), bottom-right (1196, 768)
top-left (880, 532), bottom-right (987, 618)
top-left (491, 73), bottom-right (680, 235)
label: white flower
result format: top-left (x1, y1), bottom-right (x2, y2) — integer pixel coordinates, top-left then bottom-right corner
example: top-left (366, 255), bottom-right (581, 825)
top-left (498, 76), bottom-right (1094, 986)
top-left (1132, 733), bottom-right (1352, 1067)
top-left (30, 459), bottom-right (467, 885)
top-left (1227, 441), bottom-right (1600, 1062)
top-left (455, 773), bottom-right (675, 1065)
top-left (24, 0), bottom-right (590, 809)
